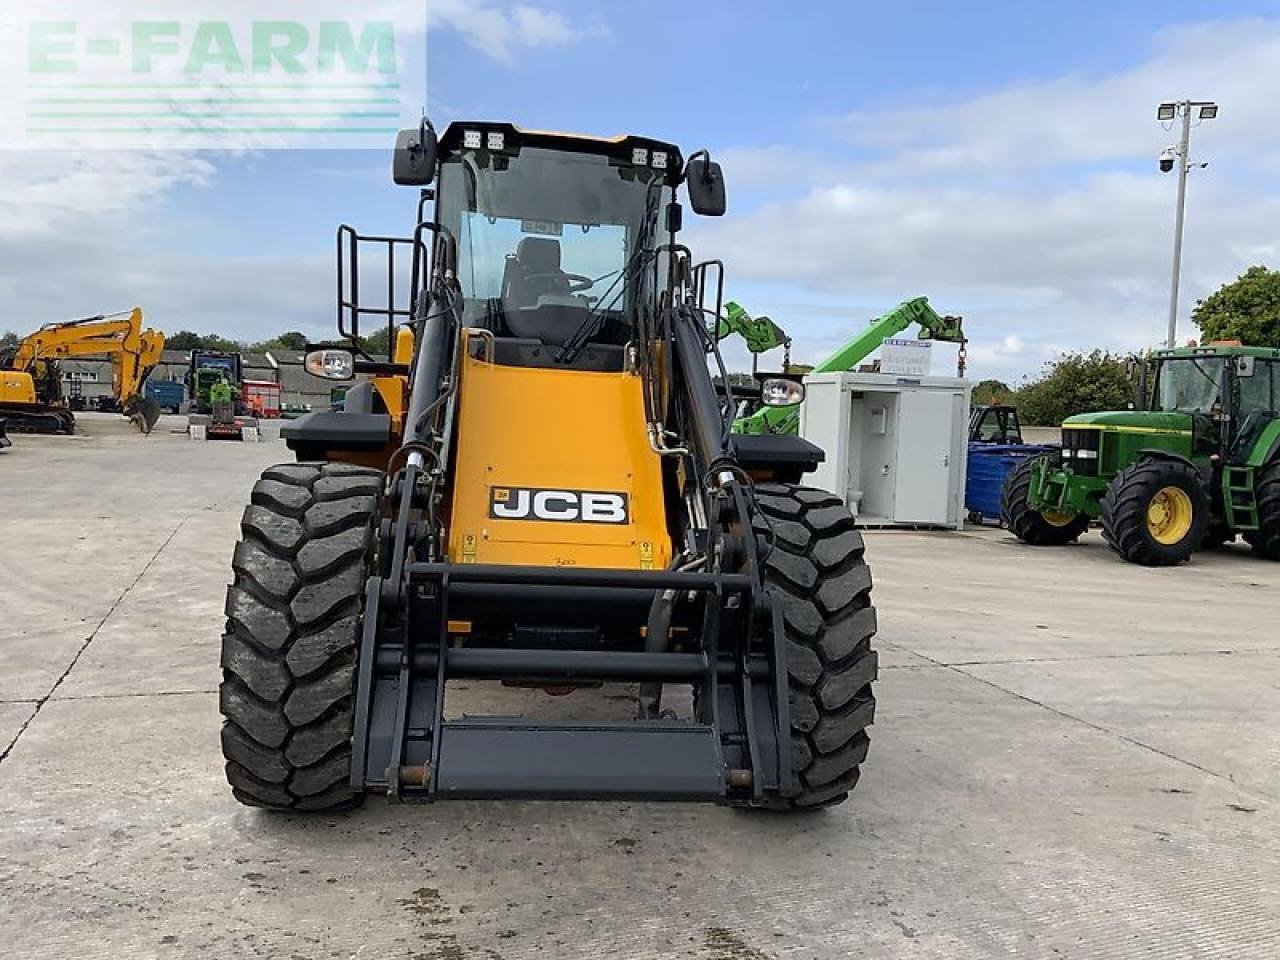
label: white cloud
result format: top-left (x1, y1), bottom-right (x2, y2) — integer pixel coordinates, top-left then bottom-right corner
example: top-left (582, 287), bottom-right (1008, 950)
top-left (692, 18), bottom-right (1280, 382)
top-left (833, 19), bottom-right (1280, 177)
top-left (0, 152), bottom-right (215, 238)
top-left (427, 0), bottom-right (593, 65)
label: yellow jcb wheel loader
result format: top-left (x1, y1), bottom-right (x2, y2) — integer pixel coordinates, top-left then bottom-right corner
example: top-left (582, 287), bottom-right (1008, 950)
top-left (218, 121), bottom-right (878, 810)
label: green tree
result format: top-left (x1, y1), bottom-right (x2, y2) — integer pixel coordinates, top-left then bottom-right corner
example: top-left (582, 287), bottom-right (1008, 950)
top-left (1014, 350), bottom-right (1135, 426)
top-left (972, 378), bottom-right (1013, 406)
top-left (1191, 265), bottom-right (1280, 347)
top-left (165, 330), bottom-right (242, 353)
top-left (360, 325), bottom-right (392, 358)
top-left (165, 330), bottom-right (203, 351)
top-left (0, 330), bottom-right (18, 351)
top-left (252, 331), bottom-right (309, 352)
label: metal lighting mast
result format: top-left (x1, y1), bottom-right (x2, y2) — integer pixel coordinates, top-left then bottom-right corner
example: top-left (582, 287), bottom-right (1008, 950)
top-left (1157, 100), bottom-right (1217, 348)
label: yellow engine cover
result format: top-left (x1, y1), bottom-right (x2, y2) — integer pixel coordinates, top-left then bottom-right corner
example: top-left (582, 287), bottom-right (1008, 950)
top-left (446, 340), bottom-right (672, 570)
top-left (0, 371), bottom-right (37, 405)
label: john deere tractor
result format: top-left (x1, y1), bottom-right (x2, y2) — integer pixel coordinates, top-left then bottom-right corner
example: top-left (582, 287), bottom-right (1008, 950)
top-left (1002, 344), bottom-right (1280, 566)
top-left (216, 121), bottom-right (878, 811)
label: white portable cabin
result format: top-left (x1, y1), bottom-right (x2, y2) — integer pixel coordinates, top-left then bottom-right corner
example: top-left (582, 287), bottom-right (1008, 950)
top-left (801, 372), bottom-right (972, 528)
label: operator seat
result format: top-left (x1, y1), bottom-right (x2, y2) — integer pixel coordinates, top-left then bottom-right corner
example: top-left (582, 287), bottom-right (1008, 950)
top-left (502, 237), bottom-right (572, 309)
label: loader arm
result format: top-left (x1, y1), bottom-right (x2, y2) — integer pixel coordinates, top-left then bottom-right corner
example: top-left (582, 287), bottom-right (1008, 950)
top-left (736, 296), bottom-right (966, 435)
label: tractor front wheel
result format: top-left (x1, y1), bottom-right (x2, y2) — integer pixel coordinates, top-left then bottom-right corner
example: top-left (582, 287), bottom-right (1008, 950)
top-left (1100, 458), bottom-right (1208, 566)
top-left (1245, 460), bottom-right (1280, 560)
top-left (218, 462), bottom-right (383, 810)
top-left (752, 483), bottom-right (877, 809)
top-left (1000, 454), bottom-right (1091, 546)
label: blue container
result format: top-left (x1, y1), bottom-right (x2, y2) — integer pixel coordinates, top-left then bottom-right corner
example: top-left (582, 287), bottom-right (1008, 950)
top-left (144, 378), bottom-right (186, 413)
top-left (965, 443), bottom-right (1053, 524)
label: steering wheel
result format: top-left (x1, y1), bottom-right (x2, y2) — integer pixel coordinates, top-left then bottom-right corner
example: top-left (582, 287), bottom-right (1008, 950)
top-left (523, 272), bottom-right (595, 294)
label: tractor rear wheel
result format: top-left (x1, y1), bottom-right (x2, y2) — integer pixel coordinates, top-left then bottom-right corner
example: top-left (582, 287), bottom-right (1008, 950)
top-left (1100, 458), bottom-right (1208, 566)
top-left (1246, 460), bottom-right (1280, 560)
top-left (1001, 453), bottom-right (1091, 545)
top-left (752, 483), bottom-right (877, 809)
top-left (218, 462), bottom-right (383, 811)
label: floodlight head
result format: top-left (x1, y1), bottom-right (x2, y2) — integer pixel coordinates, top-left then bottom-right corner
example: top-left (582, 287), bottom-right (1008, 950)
top-left (1198, 103), bottom-right (1218, 120)
top-left (1157, 103), bottom-right (1177, 121)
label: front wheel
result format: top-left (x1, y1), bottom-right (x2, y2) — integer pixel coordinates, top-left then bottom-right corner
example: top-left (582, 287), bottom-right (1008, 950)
top-left (1000, 454), bottom-right (1091, 545)
top-left (219, 462), bottom-right (383, 810)
top-left (1100, 458), bottom-right (1208, 566)
top-left (752, 483), bottom-right (877, 809)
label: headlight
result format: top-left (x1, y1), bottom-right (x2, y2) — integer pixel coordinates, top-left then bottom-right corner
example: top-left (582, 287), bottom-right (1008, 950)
top-left (760, 378), bottom-right (805, 407)
top-left (305, 349), bottom-right (354, 381)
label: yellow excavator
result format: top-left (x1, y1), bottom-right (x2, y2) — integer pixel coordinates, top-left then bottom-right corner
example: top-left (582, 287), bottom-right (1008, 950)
top-left (0, 308), bottom-right (165, 434)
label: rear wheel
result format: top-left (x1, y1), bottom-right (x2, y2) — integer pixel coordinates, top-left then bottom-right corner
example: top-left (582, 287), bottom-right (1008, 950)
top-left (1100, 458), bottom-right (1208, 566)
top-left (1001, 453), bottom-right (1090, 545)
top-left (1246, 460), bottom-right (1280, 560)
top-left (752, 483), bottom-right (877, 809)
top-left (219, 462), bottom-right (382, 810)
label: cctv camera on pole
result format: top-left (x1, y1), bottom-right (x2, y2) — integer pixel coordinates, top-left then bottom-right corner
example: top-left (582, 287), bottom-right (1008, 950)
top-left (1157, 100), bottom-right (1217, 348)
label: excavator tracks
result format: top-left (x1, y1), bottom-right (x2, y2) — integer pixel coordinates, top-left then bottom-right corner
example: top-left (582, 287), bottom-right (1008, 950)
top-left (0, 409), bottom-right (76, 435)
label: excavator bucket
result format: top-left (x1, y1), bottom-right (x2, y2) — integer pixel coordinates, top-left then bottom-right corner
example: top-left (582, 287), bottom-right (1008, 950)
top-left (124, 394), bottom-right (162, 435)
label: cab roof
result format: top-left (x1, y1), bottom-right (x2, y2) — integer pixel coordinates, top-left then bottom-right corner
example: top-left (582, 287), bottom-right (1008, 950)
top-left (1153, 344), bottom-right (1280, 360)
top-left (437, 121), bottom-right (684, 183)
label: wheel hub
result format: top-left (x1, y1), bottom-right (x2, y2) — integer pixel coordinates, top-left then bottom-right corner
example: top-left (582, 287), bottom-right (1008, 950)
top-left (1147, 486), bottom-right (1193, 545)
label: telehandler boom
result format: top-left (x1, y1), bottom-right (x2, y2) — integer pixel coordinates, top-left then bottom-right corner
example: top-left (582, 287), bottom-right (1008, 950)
top-left (735, 296), bottom-right (966, 435)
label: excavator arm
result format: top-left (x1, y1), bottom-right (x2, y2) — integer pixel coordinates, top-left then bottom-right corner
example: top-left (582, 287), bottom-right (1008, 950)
top-left (735, 296), bottom-right (966, 436)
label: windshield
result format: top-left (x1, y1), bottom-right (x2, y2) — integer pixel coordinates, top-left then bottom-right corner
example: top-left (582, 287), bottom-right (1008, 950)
top-left (436, 146), bottom-right (672, 344)
top-left (1154, 358), bottom-right (1226, 413)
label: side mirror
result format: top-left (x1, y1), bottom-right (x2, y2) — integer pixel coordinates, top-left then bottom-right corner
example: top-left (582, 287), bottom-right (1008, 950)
top-left (685, 152), bottom-right (726, 216)
top-left (393, 123), bottom-right (437, 186)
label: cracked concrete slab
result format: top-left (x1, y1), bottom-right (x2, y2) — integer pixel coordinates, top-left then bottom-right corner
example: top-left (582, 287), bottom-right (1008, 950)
top-left (963, 650), bottom-right (1280, 799)
top-left (0, 702), bottom-right (37, 758)
top-left (54, 513), bottom-right (239, 699)
top-left (871, 527), bottom-right (1279, 665)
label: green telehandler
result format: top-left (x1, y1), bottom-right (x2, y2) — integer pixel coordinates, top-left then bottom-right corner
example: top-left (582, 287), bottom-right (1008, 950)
top-left (1001, 344), bottom-right (1280, 566)
top-left (722, 297), bottom-right (966, 436)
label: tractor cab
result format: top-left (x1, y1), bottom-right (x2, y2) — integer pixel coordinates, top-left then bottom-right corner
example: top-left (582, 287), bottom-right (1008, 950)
top-left (969, 404), bottom-right (1023, 444)
top-left (1144, 348), bottom-right (1280, 460)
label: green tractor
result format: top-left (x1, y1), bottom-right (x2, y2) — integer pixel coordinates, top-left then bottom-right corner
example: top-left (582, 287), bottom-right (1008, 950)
top-left (1002, 344), bottom-right (1280, 566)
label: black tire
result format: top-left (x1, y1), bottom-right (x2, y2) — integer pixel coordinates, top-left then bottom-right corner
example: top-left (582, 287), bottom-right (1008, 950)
top-left (219, 462), bottom-right (383, 811)
top-left (1247, 460), bottom-right (1280, 560)
top-left (751, 483), bottom-right (877, 809)
top-left (1100, 458), bottom-right (1208, 566)
top-left (1000, 454), bottom-right (1091, 545)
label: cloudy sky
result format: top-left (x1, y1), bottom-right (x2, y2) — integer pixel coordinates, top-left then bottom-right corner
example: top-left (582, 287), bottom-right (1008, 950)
top-left (2, 0), bottom-right (1278, 383)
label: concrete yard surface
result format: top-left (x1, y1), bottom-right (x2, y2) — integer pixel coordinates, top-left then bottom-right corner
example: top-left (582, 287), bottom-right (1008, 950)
top-left (1, 413), bottom-right (1278, 959)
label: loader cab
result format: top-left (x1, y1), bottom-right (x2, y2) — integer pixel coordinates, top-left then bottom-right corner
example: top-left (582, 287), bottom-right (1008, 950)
top-left (429, 123), bottom-right (684, 369)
